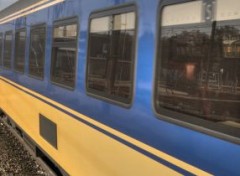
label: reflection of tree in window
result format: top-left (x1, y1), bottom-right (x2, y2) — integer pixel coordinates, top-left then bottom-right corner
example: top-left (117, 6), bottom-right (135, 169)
top-left (160, 27), bottom-right (211, 94)
top-left (29, 25), bottom-right (46, 78)
top-left (87, 11), bottom-right (136, 103)
top-left (214, 24), bottom-right (240, 99)
top-left (156, 17), bottom-right (240, 125)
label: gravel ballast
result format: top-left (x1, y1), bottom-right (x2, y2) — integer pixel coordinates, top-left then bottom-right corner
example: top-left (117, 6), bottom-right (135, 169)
top-left (0, 122), bottom-right (48, 176)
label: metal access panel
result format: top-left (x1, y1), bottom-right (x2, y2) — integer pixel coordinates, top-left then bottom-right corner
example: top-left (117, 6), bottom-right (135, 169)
top-left (39, 114), bottom-right (57, 149)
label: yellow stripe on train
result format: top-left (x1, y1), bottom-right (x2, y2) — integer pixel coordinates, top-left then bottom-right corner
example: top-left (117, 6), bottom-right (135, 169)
top-left (0, 76), bottom-right (212, 176)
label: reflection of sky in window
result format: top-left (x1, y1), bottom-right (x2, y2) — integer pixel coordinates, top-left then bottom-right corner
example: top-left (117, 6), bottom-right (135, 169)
top-left (0, 0), bottom-right (18, 11)
top-left (216, 0), bottom-right (240, 21)
top-left (161, 0), bottom-right (240, 27)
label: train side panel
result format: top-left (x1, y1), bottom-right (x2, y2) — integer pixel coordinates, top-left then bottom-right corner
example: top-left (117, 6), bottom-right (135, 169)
top-left (0, 0), bottom-right (239, 175)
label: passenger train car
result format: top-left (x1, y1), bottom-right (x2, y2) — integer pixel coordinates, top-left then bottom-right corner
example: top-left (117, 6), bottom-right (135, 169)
top-left (0, 0), bottom-right (240, 175)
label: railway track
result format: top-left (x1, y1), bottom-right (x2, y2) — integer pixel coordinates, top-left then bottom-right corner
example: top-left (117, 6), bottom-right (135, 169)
top-left (0, 114), bottom-right (56, 176)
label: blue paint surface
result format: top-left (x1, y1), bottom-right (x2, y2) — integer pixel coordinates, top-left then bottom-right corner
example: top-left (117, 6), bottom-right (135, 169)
top-left (0, 0), bottom-right (240, 175)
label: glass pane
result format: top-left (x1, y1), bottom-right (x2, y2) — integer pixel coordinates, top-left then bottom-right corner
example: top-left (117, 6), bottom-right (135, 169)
top-left (216, 0), bottom-right (240, 21)
top-left (3, 31), bottom-right (12, 69)
top-left (15, 30), bottom-right (26, 72)
top-left (113, 12), bottom-right (136, 30)
top-left (51, 20), bottom-right (77, 88)
top-left (51, 47), bottom-right (76, 88)
top-left (90, 17), bottom-right (110, 33)
top-left (156, 0), bottom-right (240, 130)
top-left (157, 24), bottom-right (212, 117)
top-left (87, 11), bottom-right (136, 102)
top-left (88, 24), bottom-right (110, 92)
top-left (161, 1), bottom-right (202, 26)
top-left (54, 24), bottom-right (77, 42)
top-left (212, 22), bottom-right (240, 124)
top-left (29, 26), bottom-right (46, 78)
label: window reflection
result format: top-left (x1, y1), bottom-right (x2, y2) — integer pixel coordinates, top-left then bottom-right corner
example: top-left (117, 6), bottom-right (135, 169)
top-left (87, 12), bottom-right (136, 103)
top-left (3, 31), bottom-right (12, 69)
top-left (29, 25), bottom-right (46, 78)
top-left (156, 3), bottom-right (240, 128)
top-left (51, 48), bottom-right (76, 87)
top-left (15, 29), bottom-right (26, 72)
top-left (51, 19), bottom-right (77, 88)
top-left (54, 24), bottom-right (77, 41)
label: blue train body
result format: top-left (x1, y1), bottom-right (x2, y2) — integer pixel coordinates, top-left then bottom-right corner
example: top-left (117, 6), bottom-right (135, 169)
top-left (0, 0), bottom-right (240, 175)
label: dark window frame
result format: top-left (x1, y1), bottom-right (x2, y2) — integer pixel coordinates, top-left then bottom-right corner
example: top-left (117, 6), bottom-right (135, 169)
top-left (50, 16), bottom-right (79, 90)
top-left (28, 23), bottom-right (47, 80)
top-left (3, 30), bottom-right (13, 70)
top-left (154, 0), bottom-right (240, 144)
top-left (14, 28), bottom-right (26, 73)
top-left (86, 4), bottom-right (137, 107)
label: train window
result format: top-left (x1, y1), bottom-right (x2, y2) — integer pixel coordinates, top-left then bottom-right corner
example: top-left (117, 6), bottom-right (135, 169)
top-left (87, 6), bottom-right (136, 104)
top-left (29, 25), bottom-right (46, 78)
top-left (15, 29), bottom-right (26, 73)
top-left (3, 31), bottom-right (13, 69)
top-left (0, 33), bottom-right (2, 66)
top-left (51, 18), bottom-right (78, 88)
top-left (155, 0), bottom-right (240, 139)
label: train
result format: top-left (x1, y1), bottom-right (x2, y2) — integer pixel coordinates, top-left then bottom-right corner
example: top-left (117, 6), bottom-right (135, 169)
top-left (0, 0), bottom-right (240, 175)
